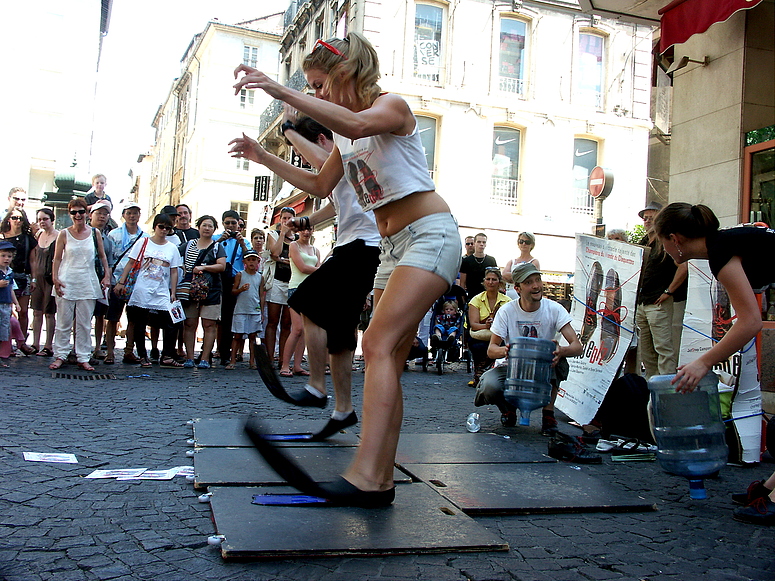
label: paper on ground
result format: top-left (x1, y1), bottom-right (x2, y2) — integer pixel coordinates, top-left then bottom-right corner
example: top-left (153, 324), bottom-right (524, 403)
top-left (24, 452), bottom-right (78, 463)
top-left (86, 468), bottom-right (148, 479)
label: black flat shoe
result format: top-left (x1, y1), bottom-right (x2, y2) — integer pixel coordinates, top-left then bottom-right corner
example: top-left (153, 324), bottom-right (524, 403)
top-left (311, 411), bottom-right (358, 441)
top-left (320, 476), bottom-right (395, 508)
top-left (254, 347), bottom-right (296, 404)
top-left (289, 389), bottom-right (328, 408)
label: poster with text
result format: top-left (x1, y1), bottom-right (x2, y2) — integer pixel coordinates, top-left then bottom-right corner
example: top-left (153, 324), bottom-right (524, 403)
top-left (556, 234), bottom-right (644, 425)
top-left (678, 259), bottom-right (761, 463)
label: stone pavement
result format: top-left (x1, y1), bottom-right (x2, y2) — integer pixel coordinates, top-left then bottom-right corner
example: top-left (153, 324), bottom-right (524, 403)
top-left (0, 353), bottom-right (773, 581)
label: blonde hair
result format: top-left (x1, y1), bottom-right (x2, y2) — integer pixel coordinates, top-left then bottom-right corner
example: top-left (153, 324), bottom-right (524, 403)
top-left (302, 32), bottom-right (381, 110)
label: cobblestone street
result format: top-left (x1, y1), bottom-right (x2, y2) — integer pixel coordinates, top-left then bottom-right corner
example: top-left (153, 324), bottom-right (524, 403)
top-left (1, 354), bottom-right (773, 581)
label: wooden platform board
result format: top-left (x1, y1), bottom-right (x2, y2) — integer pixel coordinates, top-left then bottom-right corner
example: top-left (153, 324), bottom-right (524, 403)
top-left (209, 483), bottom-right (509, 559)
top-left (190, 417), bottom-right (359, 448)
top-left (403, 462), bottom-right (657, 515)
top-left (395, 432), bottom-right (555, 465)
top-left (192, 446), bottom-right (411, 490)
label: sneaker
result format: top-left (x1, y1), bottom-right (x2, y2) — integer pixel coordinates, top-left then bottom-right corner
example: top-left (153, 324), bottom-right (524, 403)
top-left (500, 410), bottom-right (517, 427)
top-left (548, 434), bottom-right (602, 464)
top-left (732, 497), bottom-right (775, 525)
top-left (541, 414), bottom-right (559, 437)
top-left (183, 359), bottom-right (195, 369)
top-left (732, 480), bottom-right (772, 506)
top-left (197, 360), bottom-right (211, 369)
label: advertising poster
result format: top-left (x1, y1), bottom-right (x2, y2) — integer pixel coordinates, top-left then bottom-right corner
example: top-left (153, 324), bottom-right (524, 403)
top-left (556, 234), bottom-right (644, 424)
top-left (678, 259), bottom-right (761, 463)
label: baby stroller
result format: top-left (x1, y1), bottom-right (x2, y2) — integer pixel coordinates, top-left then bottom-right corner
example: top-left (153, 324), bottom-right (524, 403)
top-left (429, 285), bottom-right (472, 375)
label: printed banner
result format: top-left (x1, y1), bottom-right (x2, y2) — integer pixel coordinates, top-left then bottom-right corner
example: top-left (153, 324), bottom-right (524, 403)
top-left (556, 234), bottom-right (644, 425)
top-left (678, 259), bottom-right (761, 463)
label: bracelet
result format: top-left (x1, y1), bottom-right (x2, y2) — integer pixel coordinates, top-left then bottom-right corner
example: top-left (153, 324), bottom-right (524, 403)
top-left (299, 216), bottom-right (311, 230)
top-left (280, 120), bottom-right (295, 135)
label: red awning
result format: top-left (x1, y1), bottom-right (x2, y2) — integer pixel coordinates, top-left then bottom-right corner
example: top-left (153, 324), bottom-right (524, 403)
top-left (659, 0), bottom-right (764, 54)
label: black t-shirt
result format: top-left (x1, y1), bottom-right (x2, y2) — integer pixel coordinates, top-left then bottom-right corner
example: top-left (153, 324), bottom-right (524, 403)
top-left (707, 227), bottom-right (775, 290)
top-left (4, 233), bottom-right (37, 274)
top-left (460, 254), bottom-right (498, 299)
top-left (638, 235), bottom-right (686, 304)
top-left (173, 227), bottom-right (199, 245)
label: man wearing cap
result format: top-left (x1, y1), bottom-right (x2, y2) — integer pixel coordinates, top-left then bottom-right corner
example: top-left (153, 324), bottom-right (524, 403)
top-left (88, 200), bottom-right (115, 359)
top-left (636, 201), bottom-right (688, 378)
top-left (217, 209), bottom-right (252, 365)
top-left (474, 262), bottom-right (582, 431)
top-left (105, 202), bottom-right (148, 364)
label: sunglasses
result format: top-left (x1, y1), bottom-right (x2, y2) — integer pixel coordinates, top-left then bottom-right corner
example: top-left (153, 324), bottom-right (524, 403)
top-left (518, 239), bottom-right (531, 244)
top-left (465, 242), bottom-right (474, 246)
top-left (156, 224), bottom-right (174, 231)
top-left (9, 215), bottom-right (22, 221)
top-left (280, 207), bottom-right (296, 215)
top-left (313, 39), bottom-right (347, 59)
top-left (223, 220), bottom-right (238, 226)
top-left (12, 197), bottom-right (25, 202)
top-left (485, 267), bottom-right (500, 273)
top-left (69, 209), bottom-right (87, 216)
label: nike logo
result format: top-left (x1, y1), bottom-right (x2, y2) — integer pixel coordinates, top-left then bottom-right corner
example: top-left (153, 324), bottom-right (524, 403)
top-left (495, 137), bottom-right (517, 145)
top-left (419, 126), bottom-right (433, 133)
top-left (575, 149), bottom-right (595, 157)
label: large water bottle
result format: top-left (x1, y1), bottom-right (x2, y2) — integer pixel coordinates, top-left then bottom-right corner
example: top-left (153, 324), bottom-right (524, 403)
top-left (503, 337), bottom-right (555, 426)
top-left (648, 371), bottom-right (728, 499)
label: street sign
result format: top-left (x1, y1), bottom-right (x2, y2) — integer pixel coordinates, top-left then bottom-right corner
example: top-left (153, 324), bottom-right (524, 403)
top-left (254, 176), bottom-right (270, 202)
top-left (588, 166), bottom-right (613, 200)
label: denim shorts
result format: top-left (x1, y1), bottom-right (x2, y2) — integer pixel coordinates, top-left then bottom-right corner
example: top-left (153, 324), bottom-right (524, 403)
top-left (374, 213), bottom-right (462, 290)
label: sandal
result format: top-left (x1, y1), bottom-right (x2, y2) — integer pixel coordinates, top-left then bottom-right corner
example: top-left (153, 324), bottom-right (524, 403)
top-left (224, 363), bottom-right (236, 370)
top-left (160, 357), bottom-right (184, 368)
top-left (294, 369), bottom-right (310, 376)
top-left (36, 347), bottom-right (53, 357)
top-left (77, 361), bottom-right (95, 372)
top-left (103, 353), bottom-right (115, 365)
top-left (18, 344), bottom-right (36, 356)
top-left (139, 357), bottom-right (152, 368)
top-left (49, 358), bottom-right (64, 370)
top-left (279, 370), bottom-right (294, 378)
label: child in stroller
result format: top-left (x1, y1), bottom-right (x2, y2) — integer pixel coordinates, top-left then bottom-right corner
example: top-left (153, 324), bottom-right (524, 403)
top-left (431, 300), bottom-right (462, 353)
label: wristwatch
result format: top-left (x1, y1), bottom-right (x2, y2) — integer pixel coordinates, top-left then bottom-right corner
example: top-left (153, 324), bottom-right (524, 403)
top-left (663, 289), bottom-right (673, 295)
top-left (280, 120), bottom-right (295, 135)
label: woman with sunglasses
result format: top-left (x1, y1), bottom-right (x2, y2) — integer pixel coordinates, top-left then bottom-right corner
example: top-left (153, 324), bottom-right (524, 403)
top-left (0, 208), bottom-right (38, 353)
top-left (231, 32), bottom-right (461, 507)
top-left (115, 214), bottom-right (183, 368)
top-left (49, 198), bottom-right (110, 370)
top-left (502, 232), bottom-right (540, 290)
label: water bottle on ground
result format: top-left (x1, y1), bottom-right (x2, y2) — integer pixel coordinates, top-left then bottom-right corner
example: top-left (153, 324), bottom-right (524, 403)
top-left (466, 413), bottom-right (481, 433)
top-left (503, 337), bottom-right (555, 426)
top-left (648, 371), bottom-right (728, 499)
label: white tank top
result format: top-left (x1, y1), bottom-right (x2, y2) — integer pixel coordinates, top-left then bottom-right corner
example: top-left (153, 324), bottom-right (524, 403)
top-left (334, 108), bottom-right (435, 213)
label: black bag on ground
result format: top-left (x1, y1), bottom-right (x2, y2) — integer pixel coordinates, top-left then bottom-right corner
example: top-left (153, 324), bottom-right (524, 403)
top-left (595, 373), bottom-right (654, 444)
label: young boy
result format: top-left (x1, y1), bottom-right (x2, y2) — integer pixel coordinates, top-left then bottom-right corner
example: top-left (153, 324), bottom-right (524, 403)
top-left (226, 251), bottom-right (264, 370)
top-left (430, 300), bottom-right (462, 350)
top-left (0, 240), bottom-right (23, 366)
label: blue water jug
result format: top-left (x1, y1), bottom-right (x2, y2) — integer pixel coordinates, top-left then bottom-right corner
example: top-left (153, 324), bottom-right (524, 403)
top-left (504, 337), bottom-right (555, 426)
top-left (648, 371), bottom-right (728, 499)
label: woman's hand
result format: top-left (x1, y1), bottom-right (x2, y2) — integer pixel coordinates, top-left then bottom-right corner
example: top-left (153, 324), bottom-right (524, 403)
top-left (672, 359), bottom-right (710, 393)
top-left (101, 275), bottom-right (111, 289)
top-left (233, 65), bottom-right (286, 99)
top-left (170, 292), bottom-right (177, 303)
top-left (54, 280), bottom-right (65, 297)
top-left (228, 133), bottom-right (267, 164)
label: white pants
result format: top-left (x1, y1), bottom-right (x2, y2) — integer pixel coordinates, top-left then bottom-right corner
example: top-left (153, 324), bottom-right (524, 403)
top-left (53, 298), bottom-right (95, 363)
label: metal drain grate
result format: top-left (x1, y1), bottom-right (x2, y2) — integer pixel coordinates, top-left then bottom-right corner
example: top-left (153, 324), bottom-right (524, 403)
top-left (51, 373), bottom-right (117, 380)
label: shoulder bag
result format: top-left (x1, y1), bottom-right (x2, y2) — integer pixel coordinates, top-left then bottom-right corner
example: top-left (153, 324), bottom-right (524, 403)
top-left (116, 238), bottom-right (148, 300)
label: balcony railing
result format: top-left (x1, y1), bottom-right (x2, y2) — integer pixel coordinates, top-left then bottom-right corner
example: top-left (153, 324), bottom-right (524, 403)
top-left (571, 187), bottom-right (594, 216)
top-left (490, 177), bottom-right (519, 207)
top-left (258, 70), bottom-right (309, 135)
top-left (498, 76), bottom-right (524, 95)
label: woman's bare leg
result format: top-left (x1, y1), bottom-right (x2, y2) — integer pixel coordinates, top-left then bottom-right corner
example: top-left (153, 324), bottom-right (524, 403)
top-left (343, 266), bottom-right (448, 492)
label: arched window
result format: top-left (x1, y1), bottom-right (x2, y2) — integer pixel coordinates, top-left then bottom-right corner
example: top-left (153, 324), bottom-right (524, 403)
top-left (491, 127), bottom-right (521, 207)
top-left (571, 138), bottom-right (598, 215)
top-left (498, 18), bottom-right (527, 94)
